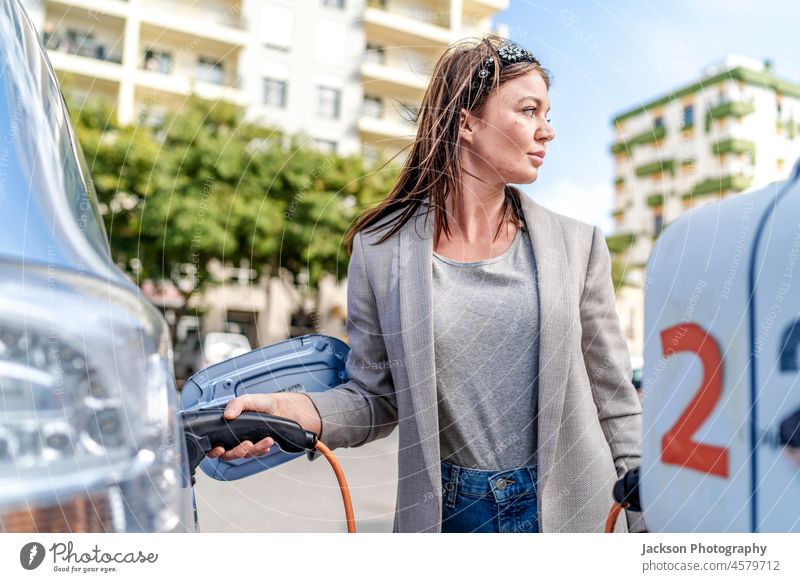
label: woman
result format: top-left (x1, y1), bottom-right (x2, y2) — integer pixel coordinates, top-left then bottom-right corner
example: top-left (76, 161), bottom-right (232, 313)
top-left (208, 36), bottom-right (644, 533)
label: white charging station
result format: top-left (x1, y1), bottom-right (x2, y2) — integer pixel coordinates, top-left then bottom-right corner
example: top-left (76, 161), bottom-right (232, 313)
top-left (641, 162), bottom-right (800, 532)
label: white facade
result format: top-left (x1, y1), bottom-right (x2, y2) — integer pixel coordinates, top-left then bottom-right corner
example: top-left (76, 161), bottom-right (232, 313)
top-left (359, 0), bottom-right (507, 160)
top-left (21, 0), bottom-right (507, 158)
top-left (609, 54), bottom-right (800, 358)
top-left (240, 0), bottom-right (365, 155)
top-left (20, 0), bottom-right (508, 347)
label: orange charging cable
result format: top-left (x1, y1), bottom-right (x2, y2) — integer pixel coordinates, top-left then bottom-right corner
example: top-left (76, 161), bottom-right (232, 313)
top-left (315, 441), bottom-right (355, 533)
top-left (605, 501), bottom-right (629, 533)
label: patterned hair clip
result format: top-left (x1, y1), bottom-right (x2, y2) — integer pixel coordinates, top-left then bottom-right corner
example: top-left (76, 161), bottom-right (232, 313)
top-left (471, 41), bottom-right (538, 94)
top-left (475, 55), bottom-right (494, 83)
top-left (497, 41), bottom-right (537, 65)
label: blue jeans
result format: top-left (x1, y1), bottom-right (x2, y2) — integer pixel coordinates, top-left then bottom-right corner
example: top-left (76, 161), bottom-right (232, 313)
top-left (440, 460), bottom-right (539, 533)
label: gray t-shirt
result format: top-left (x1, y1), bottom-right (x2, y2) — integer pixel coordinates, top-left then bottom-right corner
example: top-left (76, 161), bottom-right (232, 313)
top-left (432, 227), bottom-right (540, 470)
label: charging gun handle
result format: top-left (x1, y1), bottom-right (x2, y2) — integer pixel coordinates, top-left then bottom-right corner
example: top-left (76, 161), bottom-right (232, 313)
top-left (612, 466), bottom-right (642, 512)
top-left (181, 408), bottom-right (319, 483)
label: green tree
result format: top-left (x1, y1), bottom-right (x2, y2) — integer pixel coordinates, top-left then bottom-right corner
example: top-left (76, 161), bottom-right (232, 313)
top-left (70, 95), bottom-right (397, 305)
top-left (610, 257), bottom-right (628, 294)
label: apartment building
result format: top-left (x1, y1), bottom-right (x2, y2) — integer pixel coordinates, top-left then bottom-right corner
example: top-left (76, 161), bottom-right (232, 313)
top-left (359, 0), bottom-right (507, 160)
top-left (21, 0), bottom-right (507, 160)
top-left (609, 54), bottom-right (800, 357)
top-left (19, 0), bottom-right (507, 348)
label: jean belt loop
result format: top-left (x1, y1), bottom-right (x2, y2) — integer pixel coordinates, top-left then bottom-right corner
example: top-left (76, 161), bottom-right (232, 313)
top-left (445, 463), bottom-right (459, 509)
top-left (528, 464), bottom-right (538, 490)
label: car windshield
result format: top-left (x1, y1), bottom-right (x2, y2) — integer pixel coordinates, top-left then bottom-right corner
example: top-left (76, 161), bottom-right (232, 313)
top-left (0, 2), bottom-right (111, 274)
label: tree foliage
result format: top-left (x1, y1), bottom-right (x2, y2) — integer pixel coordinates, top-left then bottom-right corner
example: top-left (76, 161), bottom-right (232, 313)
top-left (69, 96), bottom-right (397, 299)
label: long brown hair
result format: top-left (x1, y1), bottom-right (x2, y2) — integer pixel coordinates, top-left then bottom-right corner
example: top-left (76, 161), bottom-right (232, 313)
top-left (345, 35), bottom-right (551, 255)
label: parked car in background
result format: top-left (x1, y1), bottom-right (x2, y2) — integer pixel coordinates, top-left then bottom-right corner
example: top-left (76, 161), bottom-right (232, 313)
top-left (631, 355), bottom-right (644, 393)
top-left (196, 333), bottom-right (252, 371)
top-left (173, 330), bottom-right (202, 387)
top-left (0, 0), bottom-right (193, 532)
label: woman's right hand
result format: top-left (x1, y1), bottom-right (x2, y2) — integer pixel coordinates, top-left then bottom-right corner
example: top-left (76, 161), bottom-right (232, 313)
top-left (206, 392), bottom-right (322, 461)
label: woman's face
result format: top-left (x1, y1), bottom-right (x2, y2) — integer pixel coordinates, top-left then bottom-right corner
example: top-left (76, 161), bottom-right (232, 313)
top-left (459, 70), bottom-right (555, 185)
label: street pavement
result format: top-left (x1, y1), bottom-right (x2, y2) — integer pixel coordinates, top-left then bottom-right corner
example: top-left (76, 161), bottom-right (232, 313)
top-left (194, 429), bottom-right (399, 532)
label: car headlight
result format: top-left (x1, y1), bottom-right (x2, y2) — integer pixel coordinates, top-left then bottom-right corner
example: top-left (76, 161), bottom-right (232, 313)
top-left (0, 262), bottom-right (192, 532)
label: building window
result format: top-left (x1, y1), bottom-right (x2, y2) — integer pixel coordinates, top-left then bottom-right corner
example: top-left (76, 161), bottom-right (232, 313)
top-left (196, 56), bottom-right (225, 85)
top-left (67, 29), bottom-right (101, 59)
top-left (654, 213), bottom-right (664, 236)
top-left (653, 116), bottom-right (664, 129)
top-left (682, 105), bottom-right (693, 128)
top-left (321, 0), bottom-right (345, 7)
top-left (263, 78), bottom-right (287, 108)
top-left (312, 139), bottom-right (338, 154)
top-left (46, 29), bottom-right (116, 62)
top-left (362, 95), bottom-right (382, 118)
top-left (365, 43), bottom-right (386, 64)
top-left (317, 86), bottom-right (341, 119)
top-left (144, 49), bottom-right (173, 74)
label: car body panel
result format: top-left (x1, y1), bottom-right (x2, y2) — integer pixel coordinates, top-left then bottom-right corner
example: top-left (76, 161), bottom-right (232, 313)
top-left (0, 0), bottom-right (194, 532)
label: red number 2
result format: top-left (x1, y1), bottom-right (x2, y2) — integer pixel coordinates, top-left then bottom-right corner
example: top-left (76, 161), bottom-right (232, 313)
top-left (660, 323), bottom-right (729, 478)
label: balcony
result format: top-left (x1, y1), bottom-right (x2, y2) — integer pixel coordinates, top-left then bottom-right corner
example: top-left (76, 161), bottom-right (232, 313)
top-left (365, 1), bottom-right (453, 46)
top-left (43, 28), bottom-right (124, 84)
top-left (134, 68), bottom-right (246, 106)
top-left (358, 114), bottom-right (417, 143)
top-left (463, 0), bottom-right (509, 18)
top-left (704, 99), bottom-right (755, 132)
top-left (610, 141), bottom-right (630, 157)
top-left (635, 159), bottom-right (675, 178)
top-left (630, 124), bottom-right (666, 146)
top-left (138, 24), bottom-right (242, 88)
top-left (705, 118), bottom-right (748, 143)
top-left (361, 60), bottom-right (430, 100)
top-left (614, 124), bottom-right (667, 153)
top-left (682, 174), bottom-right (753, 201)
top-left (139, 0), bottom-right (247, 46)
top-left (48, 0), bottom-right (130, 19)
top-left (44, 31), bottom-right (123, 65)
top-left (192, 81), bottom-right (247, 106)
top-left (711, 138), bottom-right (756, 158)
top-left (42, 2), bottom-right (126, 76)
top-left (645, 193), bottom-right (665, 208)
top-left (46, 51), bottom-right (124, 86)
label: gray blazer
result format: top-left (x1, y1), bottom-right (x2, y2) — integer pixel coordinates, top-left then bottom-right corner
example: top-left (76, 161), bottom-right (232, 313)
top-left (307, 192), bottom-right (644, 533)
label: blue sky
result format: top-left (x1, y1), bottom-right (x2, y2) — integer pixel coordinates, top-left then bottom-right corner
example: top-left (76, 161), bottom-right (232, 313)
top-left (494, 0), bottom-right (800, 233)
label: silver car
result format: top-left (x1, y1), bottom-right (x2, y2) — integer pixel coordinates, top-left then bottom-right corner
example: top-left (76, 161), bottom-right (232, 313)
top-left (0, 0), bottom-right (193, 532)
